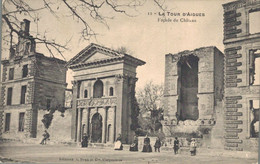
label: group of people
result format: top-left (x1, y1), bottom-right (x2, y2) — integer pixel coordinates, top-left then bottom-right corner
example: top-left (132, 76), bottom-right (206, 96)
top-left (41, 131), bottom-right (196, 156)
top-left (113, 134), bottom-right (197, 156)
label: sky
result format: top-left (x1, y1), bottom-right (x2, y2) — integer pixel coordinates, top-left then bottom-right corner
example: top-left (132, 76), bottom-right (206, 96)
top-left (1, 0), bottom-right (235, 89)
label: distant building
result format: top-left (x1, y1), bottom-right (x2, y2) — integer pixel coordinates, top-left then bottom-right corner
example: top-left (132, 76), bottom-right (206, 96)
top-left (67, 43), bottom-right (145, 144)
top-left (0, 19), bottom-right (67, 140)
top-left (222, 0), bottom-right (260, 151)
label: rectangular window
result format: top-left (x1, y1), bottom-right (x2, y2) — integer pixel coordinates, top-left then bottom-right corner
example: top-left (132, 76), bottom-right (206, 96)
top-left (7, 87), bottom-right (13, 105)
top-left (22, 64), bottom-right (28, 78)
top-left (5, 113), bottom-right (11, 132)
top-left (9, 68), bottom-right (14, 80)
top-left (20, 85), bottom-right (27, 104)
top-left (249, 50), bottom-right (260, 85)
top-left (46, 99), bottom-right (51, 109)
top-left (18, 112), bottom-right (25, 132)
top-left (249, 11), bottom-right (260, 34)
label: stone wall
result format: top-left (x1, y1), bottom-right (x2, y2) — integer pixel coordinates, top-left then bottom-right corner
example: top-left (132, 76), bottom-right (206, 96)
top-left (37, 109), bottom-right (72, 143)
top-left (223, 0), bottom-right (260, 151)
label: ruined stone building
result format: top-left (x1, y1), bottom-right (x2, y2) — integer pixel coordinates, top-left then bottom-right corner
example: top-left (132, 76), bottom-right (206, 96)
top-left (0, 19), bottom-right (67, 140)
top-left (222, 0), bottom-right (260, 151)
top-left (163, 0), bottom-right (259, 152)
top-left (163, 47), bottom-right (225, 148)
top-left (67, 43), bottom-right (145, 144)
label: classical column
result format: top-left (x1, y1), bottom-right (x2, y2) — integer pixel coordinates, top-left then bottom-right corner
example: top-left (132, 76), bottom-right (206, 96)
top-left (112, 106), bottom-right (116, 142)
top-left (102, 107), bottom-right (107, 143)
top-left (77, 108), bottom-right (82, 142)
top-left (86, 108), bottom-right (90, 135)
top-left (82, 108), bottom-right (89, 135)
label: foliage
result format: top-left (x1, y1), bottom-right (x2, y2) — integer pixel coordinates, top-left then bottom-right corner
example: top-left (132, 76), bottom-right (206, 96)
top-left (136, 81), bottom-right (164, 135)
top-left (41, 104), bottom-right (66, 129)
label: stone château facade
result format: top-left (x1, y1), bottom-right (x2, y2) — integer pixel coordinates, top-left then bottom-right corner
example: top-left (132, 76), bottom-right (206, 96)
top-left (222, 0), bottom-right (260, 151)
top-left (67, 43), bottom-right (145, 144)
top-left (0, 19), bottom-right (67, 140)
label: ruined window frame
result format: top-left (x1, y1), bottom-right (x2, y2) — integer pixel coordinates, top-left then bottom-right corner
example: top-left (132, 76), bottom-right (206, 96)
top-left (8, 67), bottom-right (14, 80)
top-left (249, 49), bottom-right (260, 86)
top-left (248, 98), bottom-right (260, 138)
top-left (22, 64), bottom-right (28, 78)
top-left (46, 98), bottom-right (51, 109)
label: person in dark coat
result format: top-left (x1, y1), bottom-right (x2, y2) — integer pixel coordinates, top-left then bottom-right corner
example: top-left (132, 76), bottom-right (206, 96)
top-left (142, 135), bottom-right (152, 152)
top-left (114, 134), bottom-right (123, 150)
top-left (173, 137), bottom-right (180, 154)
top-left (40, 130), bottom-right (50, 145)
top-left (81, 133), bottom-right (88, 148)
top-left (154, 137), bottom-right (161, 152)
top-left (130, 135), bottom-right (138, 151)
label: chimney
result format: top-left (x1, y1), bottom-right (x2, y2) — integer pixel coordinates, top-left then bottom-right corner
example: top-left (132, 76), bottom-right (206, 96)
top-left (20, 19), bottom-right (30, 36)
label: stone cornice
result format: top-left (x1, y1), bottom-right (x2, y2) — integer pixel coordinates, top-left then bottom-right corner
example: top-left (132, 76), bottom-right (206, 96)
top-left (223, 0), bottom-right (260, 12)
top-left (67, 43), bottom-right (145, 68)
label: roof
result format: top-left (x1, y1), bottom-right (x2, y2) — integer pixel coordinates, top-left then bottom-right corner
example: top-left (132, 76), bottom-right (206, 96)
top-left (67, 43), bottom-right (145, 69)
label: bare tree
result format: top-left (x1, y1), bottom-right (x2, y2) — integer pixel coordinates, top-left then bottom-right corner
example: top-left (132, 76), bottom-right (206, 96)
top-left (2, 0), bottom-right (168, 60)
top-left (136, 81), bottom-right (164, 134)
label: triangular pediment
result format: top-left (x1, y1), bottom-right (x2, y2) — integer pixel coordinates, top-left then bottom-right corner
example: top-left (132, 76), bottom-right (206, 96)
top-left (67, 43), bottom-right (121, 66)
top-left (81, 51), bottom-right (116, 63)
top-left (67, 43), bottom-right (145, 69)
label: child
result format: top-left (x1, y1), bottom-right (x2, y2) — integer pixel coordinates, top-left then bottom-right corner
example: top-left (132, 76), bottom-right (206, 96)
top-left (190, 138), bottom-right (196, 156)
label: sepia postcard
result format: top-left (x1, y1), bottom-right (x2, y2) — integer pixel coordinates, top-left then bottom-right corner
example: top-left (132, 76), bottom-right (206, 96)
top-left (0, 0), bottom-right (259, 163)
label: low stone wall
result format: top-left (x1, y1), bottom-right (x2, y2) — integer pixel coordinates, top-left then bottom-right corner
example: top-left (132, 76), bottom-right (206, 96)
top-left (37, 109), bottom-right (73, 143)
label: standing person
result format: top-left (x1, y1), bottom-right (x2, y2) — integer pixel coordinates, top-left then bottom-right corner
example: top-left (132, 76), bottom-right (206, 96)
top-left (190, 138), bottom-right (197, 156)
top-left (154, 137), bottom-right (161, 152)
top-left (129, 135), bottom-right (138, 151)
top-left (114, 134), bottom-right (123, 150)
top-left (173, 137), bottom-right (180, 154)
top-left (40, 130), bottom-right (50, 145)
top-left (81, 133), bottom-right (88, 148)
top-left (142, 135), bottom-right (152, 152)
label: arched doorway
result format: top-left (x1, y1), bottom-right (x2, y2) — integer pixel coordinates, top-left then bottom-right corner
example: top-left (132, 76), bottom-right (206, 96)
top-left (91, 113), bottom-right (102, 143)
top-left (93, 80), bottom-right (103, 98)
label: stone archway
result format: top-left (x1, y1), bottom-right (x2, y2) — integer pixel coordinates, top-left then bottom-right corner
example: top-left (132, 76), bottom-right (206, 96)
top-left (91, 113), bottom-right (103, 143)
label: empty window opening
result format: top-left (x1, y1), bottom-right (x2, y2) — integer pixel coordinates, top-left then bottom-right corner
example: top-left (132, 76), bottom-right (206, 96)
top-left (7, 87), bottom-right (13, 105)
top-left (5, 113), bottom-right (11, 132)
top-left (22, 64), bottom-right (28, 78)
top-left (109, 87), bottom-right (114, 96)
top-left (93, 80), bottom-right (103, 98)
top-left (249, 49), bottom-right (260, 85)
top-left (25, 42), bottom-right (30, 55)
top-left (249, 10), bottom-right (260, 34)
top-left (46, 98), bottom-right (51, 109)
top-left (18, 112), bottom-right (25, 132)
top-left (84, 89), bottom-right (88, 98)
top-left (20, 85), bottom-right (27, 104)
top-left (177, 55), bottom-right (199, 121)
top-left (9, 68), bottom-right (14, 80)
top-left (249, 100), bottom-right (259, 138)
